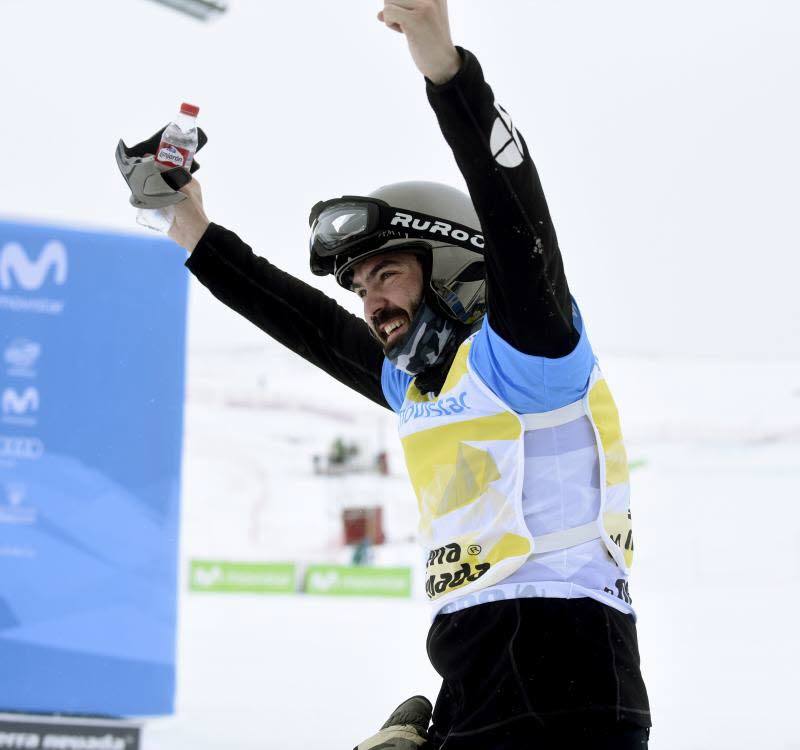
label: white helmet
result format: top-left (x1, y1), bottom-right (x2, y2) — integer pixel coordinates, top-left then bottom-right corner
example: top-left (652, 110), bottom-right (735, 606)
top-left (309, 180), bottom-right (486, 324)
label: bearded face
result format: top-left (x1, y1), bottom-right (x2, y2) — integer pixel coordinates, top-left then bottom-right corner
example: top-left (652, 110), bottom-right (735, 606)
top-left (350, 252), bottom-right (424, 354)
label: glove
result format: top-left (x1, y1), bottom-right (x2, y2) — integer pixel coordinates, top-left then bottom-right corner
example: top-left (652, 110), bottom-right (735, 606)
top-left (354, 695), bottom-right (433, 750)
top-left (115, 125), bottom-right (208, 210)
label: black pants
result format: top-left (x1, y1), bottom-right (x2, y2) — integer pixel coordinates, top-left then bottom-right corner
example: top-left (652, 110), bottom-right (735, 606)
top-left (429, 725), bottom-right (649, 749)
top-left (426, 598), bottom-right (651, 749)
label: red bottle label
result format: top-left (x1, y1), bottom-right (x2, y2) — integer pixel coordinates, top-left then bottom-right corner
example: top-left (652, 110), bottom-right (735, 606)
top-left (155, 141), bottom-right (192, 169)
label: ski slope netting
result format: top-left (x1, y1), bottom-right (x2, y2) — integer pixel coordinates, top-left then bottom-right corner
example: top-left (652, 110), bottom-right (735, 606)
top-left (150, 346), bottom-right (800, 750)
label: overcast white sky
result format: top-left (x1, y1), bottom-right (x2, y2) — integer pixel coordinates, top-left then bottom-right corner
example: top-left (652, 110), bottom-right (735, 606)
top-left (1, 0), bottom-right (798, 359)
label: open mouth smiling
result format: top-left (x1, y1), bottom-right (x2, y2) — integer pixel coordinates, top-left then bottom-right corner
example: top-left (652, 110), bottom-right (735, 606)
top-left (379, 316), bottom-right (407, 345)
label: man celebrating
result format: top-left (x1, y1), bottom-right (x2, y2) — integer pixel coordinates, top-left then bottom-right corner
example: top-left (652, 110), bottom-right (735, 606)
top-left (165, 2), bottom-right (651, 747)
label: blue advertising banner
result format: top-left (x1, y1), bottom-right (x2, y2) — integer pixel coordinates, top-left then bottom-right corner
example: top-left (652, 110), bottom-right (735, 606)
top-left (0, 221), bottom-right (187, 716)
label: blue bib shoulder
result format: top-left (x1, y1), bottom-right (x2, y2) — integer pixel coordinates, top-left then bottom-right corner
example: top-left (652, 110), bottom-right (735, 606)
top-left (381, 301), bottom-right (595, 414)
top-left (381, 358), bottom-right (413, 412)
top-left (468, 302), bottom-right (596, 414)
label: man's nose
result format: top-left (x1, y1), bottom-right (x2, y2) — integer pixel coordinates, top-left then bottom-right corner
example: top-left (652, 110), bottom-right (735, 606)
top-left (364, 290), bottom-right (389, 320)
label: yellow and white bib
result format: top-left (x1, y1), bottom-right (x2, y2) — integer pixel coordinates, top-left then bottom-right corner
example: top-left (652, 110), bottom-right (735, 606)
top-left (398, 336), bottom-right (634, 612)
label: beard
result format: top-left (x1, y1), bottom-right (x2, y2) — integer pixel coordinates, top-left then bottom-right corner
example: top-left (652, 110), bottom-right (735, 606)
top-left (370, 301), bottom-right (420, 355)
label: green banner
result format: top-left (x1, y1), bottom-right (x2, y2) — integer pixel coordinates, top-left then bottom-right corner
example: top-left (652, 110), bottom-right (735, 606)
top-left (189, 560), bottom-right (296, 594)
top-left (304, 564), bottom-right (412, 598)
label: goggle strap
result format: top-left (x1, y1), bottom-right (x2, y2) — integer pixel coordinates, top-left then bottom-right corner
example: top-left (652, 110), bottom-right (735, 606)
top-left (375, 204), bottom-right (485, 255)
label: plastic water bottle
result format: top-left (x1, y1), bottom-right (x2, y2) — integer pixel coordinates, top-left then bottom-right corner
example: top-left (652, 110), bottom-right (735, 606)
top-left (136, 102), bottom-right (200, 232)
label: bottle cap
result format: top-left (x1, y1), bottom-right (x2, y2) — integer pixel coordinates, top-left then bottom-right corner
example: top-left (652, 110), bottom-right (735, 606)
top-left (180, 102), bottom-right (200, 117)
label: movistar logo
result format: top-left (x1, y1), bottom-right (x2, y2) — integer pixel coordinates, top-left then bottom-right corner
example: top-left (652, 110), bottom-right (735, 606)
top-left (0, 240), bottom-right (67, 290)
top-left (2, 387), bottom-right (39, 415)
top-left (399, 392), bottom-right (469, 425)
top-left (193, 564), bottom-right (223, 588)
top-left (390, 211), bottom-right (484, 250)
top-left (308, 570), bottom-right (339, 592)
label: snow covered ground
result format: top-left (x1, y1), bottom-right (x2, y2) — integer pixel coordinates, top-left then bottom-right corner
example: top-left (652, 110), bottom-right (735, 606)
top-left (142, 341), bottom-right (800, 750)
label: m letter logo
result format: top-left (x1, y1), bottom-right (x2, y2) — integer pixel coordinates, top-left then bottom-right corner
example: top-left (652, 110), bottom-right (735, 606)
top-left (0, 240), bottom-right (68, 291)
top-left (2, 387), bottom-right (40, 415)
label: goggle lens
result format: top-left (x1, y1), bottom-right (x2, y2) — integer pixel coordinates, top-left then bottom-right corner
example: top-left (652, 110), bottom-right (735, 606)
top-left (312, 202), bottom-right (373, 253)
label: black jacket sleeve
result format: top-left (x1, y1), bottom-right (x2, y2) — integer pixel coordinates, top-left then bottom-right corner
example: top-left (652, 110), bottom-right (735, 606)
top-left (426, 48), bottom-right (579, 358)
top-left (185, 223), bottom-right (390, 409)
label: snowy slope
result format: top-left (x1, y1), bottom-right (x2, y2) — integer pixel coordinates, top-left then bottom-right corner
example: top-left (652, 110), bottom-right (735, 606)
top-left (142, 339), bottom-right (800, 750)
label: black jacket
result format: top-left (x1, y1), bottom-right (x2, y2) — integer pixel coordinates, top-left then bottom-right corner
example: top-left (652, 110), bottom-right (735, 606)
top-left (185, 48), bottom-right (650, 733)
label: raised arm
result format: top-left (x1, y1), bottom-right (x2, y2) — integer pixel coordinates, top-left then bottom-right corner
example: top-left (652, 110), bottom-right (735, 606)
top-left (169, 182), bottom-right (389, 409)
top-left (379, 1), bottom-right (579, 358)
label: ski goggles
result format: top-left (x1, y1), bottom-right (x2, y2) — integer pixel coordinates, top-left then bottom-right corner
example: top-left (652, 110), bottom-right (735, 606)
top-left (308, 196), bottom-right (485, 278)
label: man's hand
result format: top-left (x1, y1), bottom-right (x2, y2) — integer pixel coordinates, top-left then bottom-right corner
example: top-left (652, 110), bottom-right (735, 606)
top-left (378, 0), bottom-right (461, 85)
top-left (168, 178), bottom-right (210, 253)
